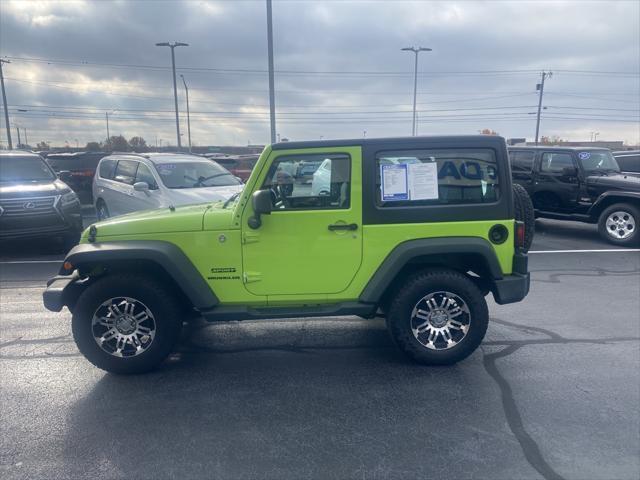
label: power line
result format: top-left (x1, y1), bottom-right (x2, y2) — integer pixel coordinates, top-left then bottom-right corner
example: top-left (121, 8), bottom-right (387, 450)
top-left (4, 56), bottom-right (638, 77)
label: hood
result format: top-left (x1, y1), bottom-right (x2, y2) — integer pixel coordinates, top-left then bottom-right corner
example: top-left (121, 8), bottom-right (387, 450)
top-left (0, 179), bottom-right (71, 198)
top-left (164, 185), bottom-right (243, 206)
top-left (587, 173), bottom-right (640, 191)
top-left (84, 203), bottom-right (211, 240)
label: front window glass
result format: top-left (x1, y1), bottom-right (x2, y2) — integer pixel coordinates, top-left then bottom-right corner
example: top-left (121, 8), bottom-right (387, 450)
top-left (135, 163), bottom-right (158, 189)
top-left (577, 151), bottom-right (620, 173)
top-left (155, 161), bottom-right (240, 189)
top-left (261, 153), bottom-right (351, 210)
top-left (540, 153), bottom-right (575, 173)
top-left (0, 156), bottom-right (56, 183)
top-left (114, 160), bottom-right (138, 185)
top-left (376, 149), bottom-right (499, 206)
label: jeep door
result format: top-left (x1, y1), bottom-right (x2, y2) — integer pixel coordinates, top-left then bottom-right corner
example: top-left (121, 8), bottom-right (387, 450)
top-left (509, 150), bottom-right (536, 196)
top-left (241, 147), bottom-right (363, 297)
top-left (534, 151), bottom-right (581, 212)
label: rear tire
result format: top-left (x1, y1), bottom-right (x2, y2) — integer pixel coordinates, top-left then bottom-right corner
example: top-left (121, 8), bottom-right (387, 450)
top-left (72, 274), bottom-right (183, 374)
top-left (512, 183), bottom-right (535, 252)
top-left (597, 203), bottom-right (639, 246)
top-left (386, 269), bottom-right (489, 365)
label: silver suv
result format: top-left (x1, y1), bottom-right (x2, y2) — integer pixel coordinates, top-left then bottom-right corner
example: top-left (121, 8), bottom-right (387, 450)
top-left (93, 153), bottom-right (243, 219)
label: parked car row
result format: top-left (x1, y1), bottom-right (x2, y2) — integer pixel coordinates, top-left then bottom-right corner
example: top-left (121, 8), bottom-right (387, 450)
top-left (44, 151), bottom-right (108, 203)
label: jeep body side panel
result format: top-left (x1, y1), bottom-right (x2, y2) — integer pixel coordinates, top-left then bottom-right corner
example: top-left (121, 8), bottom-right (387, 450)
top-left (359, 237), bottom-right (503, 303)
top-left (63, 240), bottom-right (219, 309)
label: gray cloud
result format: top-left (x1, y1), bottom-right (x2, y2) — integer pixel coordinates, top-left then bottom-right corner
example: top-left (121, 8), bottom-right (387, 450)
top-left (1, 0), bottom-right (638, 148)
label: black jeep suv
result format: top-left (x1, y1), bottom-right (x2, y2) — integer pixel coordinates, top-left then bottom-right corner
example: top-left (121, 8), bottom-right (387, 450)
top-left (0, 151), bottom-right (83, 249)
top-left (508, 146), bottom-right (639, 246)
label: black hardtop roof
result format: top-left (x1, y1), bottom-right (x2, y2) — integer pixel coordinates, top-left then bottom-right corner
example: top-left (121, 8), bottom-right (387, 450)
top-left (508, 145), bottom-right (611, 152)
top-left (271, 135), bottom-right (506, 151)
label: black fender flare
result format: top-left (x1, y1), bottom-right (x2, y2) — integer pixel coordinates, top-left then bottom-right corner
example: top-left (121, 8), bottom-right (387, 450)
top-left (588, 191), bottom-right (640, 218)
top-left (358, 237), bottom-right (504, 304)
top-left (61, 240), bottom-right (219, 309)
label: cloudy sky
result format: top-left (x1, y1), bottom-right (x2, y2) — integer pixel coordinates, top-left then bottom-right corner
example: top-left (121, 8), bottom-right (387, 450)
top-left (1, 0), bottom-right (638, 148)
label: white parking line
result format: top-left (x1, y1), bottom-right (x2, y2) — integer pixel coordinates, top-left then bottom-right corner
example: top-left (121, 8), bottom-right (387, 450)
top-left (529, 249), bottom-right (640, 254)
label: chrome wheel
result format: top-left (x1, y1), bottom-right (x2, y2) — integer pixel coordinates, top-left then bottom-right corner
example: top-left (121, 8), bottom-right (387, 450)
top-left (91, 297), bottom-right (156, 358)
top-left (410, 291), bottom-right (471, 350)
top-left (605, 210), bottom-right (635, 240)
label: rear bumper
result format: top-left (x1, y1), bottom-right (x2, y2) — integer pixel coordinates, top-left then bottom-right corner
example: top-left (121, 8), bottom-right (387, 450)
top-left (492, 252), bottom-right (530, 304)
top-left (43, 270), bottom-right (80, 312)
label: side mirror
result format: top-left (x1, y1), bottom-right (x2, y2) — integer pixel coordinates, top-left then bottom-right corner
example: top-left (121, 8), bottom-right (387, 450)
top-left (133, 181), bottom-right (150, 193)
top-left (58, 170), bottom-right (71, 181)
top-left (248, 189), bottom-right (272, 229)
top-left (561, 166), bottom-right (578, 176)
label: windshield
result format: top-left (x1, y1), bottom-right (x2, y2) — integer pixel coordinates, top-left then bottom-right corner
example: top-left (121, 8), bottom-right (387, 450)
top-left (578, 151), bottom-right (620, 173)
top-left (0, 156), bottom-right (56, 183)
top-left (154, 161), bottom-right (240, 189)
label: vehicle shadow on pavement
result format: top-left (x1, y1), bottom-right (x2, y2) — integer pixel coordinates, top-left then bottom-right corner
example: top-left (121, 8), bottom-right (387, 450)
top-left (59, 318), bottom-right (533, 480)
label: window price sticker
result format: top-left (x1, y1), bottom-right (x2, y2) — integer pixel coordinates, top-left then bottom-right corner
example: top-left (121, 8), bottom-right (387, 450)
top-left (381, 164), bottom-right (409, 201)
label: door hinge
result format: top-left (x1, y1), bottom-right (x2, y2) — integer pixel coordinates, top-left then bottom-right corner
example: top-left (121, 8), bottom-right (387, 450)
top-left (243, 271), bottom-right (262, 283)
top-left (242, 231), bottom-right (260, 244)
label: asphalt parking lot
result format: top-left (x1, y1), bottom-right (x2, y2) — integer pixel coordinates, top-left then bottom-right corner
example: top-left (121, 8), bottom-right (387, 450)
top-left (1, 217), bottom-right (639, 480)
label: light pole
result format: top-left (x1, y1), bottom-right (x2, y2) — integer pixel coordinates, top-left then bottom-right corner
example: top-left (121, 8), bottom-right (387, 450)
top-left (0, 59), bottom-right (12, 149)
top-left (156, 41), bottom-right (189, 149)
top-left (266, 0), bottom-right (276, 144)
top-left (180, 74), bottom-right (192, 152)
top-left (401, 46), bottom-right (431, 136)
top-left (105, 111), bottom-right (110, 144)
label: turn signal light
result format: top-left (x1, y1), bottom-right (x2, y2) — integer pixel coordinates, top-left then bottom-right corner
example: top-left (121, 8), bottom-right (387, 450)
top-left (63, 261), bottom-right (74, 272)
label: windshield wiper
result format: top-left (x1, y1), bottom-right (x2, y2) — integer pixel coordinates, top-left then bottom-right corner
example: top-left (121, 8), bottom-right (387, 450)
top-left (223, 191), bottom-right (241, 209)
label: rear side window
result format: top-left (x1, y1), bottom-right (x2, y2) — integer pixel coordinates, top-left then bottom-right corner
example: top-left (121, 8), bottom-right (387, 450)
top-left (113, 160), bottom-right (138, 185)
top-left (509, 151), bottom-right (535, 172)
top-left (375, 149), bottom-right (499, 206)
top-left (99, 159), bottom-right (117, 179)
top-left (614, 154), bottom-right (640, 173)
top-left (540, 153), bottom-right (574, 173)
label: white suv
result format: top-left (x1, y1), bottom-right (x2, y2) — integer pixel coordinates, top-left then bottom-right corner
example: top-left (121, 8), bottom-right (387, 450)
top-left (93, 153), bottom-right (243, 219)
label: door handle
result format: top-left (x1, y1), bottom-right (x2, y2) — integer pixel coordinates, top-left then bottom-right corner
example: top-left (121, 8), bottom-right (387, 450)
top-left (328, 223), bottom-right (358, 231)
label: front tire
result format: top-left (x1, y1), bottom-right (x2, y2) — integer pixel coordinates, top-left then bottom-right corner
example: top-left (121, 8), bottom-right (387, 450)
top-left (72, 274), bottom-right (183, 374)
top-left (598, 203), bottom-right (639, 246)
top-left (95, 200), bottom-right (110, 221)
top-left (386, 269), bottom-right (489, 365)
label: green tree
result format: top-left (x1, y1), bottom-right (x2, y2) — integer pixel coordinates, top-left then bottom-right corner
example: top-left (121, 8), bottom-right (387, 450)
top-left (85, 141), bottom-right (102, 152)
top-left (36, 141), bottom-right (50, 150)
top-left (129, 136), bottom-right (148, 152)
top-left (106, 135), bottom-right (129, 152)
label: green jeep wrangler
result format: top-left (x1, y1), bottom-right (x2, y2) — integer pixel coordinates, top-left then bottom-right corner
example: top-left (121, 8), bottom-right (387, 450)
top-left (44, 136), bottom-right (531, 374)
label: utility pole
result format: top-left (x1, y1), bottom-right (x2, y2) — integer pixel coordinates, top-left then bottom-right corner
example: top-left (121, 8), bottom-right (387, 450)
top-left (156, 41), bottom-right (189, 149)
top-left (535, 71), bottom-right (552, 146)
top-left (180, 74), bottom-right (192, 152)
top-left (0, 59), bottom-right (12, 149)
top-left (105, 111), bottom-right (110, 146)
top-left (266, 0), bottom-right (277, 144)
top-left (401, 47), bottom-right (432, 136)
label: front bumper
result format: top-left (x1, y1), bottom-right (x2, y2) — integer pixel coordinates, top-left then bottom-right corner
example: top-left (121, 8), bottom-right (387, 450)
top-left (43, 270), bottom-right (80, 312)
top-left (492, 252), bottom-right (530, 304)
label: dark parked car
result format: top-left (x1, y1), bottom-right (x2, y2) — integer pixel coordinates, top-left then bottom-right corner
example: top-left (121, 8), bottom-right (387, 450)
top-left (205, 154), bottom-right (258, 182)
top-left (0, 151), bottom-right (83, 249)
top-left (613, 150), bottom-right (640, 175)
top-left (508, 146), bottom-right (640, 245)
top-left (45, 151), bottom-right (107, 203)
